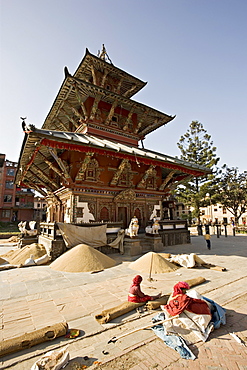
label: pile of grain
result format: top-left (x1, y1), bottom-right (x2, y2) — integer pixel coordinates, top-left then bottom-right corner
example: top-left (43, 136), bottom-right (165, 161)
top-left (1, 243), bottom-right (47, 265)
top-left (129, 251), bottom-right (179, 274)
top-left (50, 244), bottom-right (116, 273)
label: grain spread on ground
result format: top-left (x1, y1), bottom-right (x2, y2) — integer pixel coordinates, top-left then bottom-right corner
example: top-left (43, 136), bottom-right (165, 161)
top-left (49, 243), bottom-right (116, 273)
top-left (0, 243), bottom-right (47, 265)
top-left (129, 252), bottom-right (179, 274)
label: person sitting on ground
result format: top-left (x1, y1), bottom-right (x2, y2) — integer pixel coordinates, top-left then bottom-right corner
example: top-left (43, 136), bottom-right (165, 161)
top-left (128, 275), bottom-right (161, 303)
top-left (162, 281), bottom-right (212, 317)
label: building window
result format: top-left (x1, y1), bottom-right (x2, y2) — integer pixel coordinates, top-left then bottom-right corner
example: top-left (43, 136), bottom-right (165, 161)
top-left (4, 194), bottom-right (12, 202)
top-left (7, 168), bottom-right (15, 176)
top-left (223, 208), bottom-right (227, 214)
top-left (214, 208), bottom-right (217, 212)
top-left (37, 203), bottom-right (41, 208)
top-left (5, 181), bottom-right (14, 189)
top-left (2, 210), bottom-right (10, 218)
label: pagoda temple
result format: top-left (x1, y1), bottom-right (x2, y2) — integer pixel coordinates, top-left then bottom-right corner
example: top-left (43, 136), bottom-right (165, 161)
top-left (16, 46), bottom-right (210, 236)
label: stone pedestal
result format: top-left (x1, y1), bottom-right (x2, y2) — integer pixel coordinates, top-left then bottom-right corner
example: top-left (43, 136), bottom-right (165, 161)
top-left (145, 235), bottom-right (164, 252)
top-left (38, 235), bottom-right (66, 260)
top-left (123, 237), bottom-right (143, 256)
top-left (123, 234), bottom-right (164, 256)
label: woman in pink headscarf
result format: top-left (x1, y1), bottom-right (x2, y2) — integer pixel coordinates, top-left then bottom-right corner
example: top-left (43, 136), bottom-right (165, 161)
top-left (128, 275), bottom-right (161, 303)
top-left (164, 281), bottom-right (211, 316)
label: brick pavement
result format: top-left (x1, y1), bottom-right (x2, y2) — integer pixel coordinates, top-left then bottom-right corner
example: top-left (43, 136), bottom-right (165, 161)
top-left (0, 234), bottom-right (247, 369)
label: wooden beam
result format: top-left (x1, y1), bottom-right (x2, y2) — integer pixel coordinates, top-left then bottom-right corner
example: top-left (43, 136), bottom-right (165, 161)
top-left (32, 164), bottom-right (59, 189)
top-left (90, 65), bottom-right (97, 85)
top-left (116, 77), bottom-right (124, 94)
top-left (56, 117), bottom-right (69, 131)
top-left (100, 70), bottom-right (109, 87)
top-left (123, 107), bottom-right (135, 131)
top-left (61, 107), bottom-right (80, 129)
top-left (24, 178), bottom-right (47, 197)
top-left (89, 94), bottom-right (102, 120)
top-left (135, 110), bottom-right (148, 133)
top-left (73, 83), bottom-right (89, 120)
top-left (105, 99), bottom-right (119, 125)
top-left (123, 84), bottom-right (137, 97)
top-left (48, 147), bottom-right (71, 181)
top-left (49, 120), bottom-right (63, 131)
top-left (28, 170), bottom-right (54, 192)
top-left (37, 152), bottom-right (65, 179)
top-left (159, 171), bottom-right (176, 191)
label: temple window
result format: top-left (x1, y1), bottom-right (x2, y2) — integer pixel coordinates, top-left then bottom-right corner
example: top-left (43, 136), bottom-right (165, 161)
top-left (119, 173), bottom-right (128, 186)
top-left (110, 115), bottom-right (119, 128)
top-left (100, 207), bottom-right (109, 221)
top-left (85, 159), bottom-right (99, 181)
top-left (146, 177), bottom-right (155, 189)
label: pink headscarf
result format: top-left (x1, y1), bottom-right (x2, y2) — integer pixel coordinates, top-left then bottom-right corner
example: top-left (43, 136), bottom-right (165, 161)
top-left (173, 281), bottom-right (190, 296)
top-left (132, 275), bottom-right (143, 286)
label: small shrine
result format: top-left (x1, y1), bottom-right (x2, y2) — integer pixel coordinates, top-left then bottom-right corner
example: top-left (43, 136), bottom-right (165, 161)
top-left (15, 46), bottom-right (210, 255)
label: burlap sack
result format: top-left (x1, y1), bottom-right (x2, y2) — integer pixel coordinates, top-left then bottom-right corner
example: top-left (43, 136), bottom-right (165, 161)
top-left (0, 322), bottom-right (68, 357)
top-left (95, 301), bottom-right (144, 324)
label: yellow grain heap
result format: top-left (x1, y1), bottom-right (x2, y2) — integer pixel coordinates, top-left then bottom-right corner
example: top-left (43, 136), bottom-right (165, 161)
top-left (50, 243), bottom-right (116, 273)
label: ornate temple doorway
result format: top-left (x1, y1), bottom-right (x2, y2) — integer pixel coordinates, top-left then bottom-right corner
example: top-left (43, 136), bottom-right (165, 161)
top-left (118, 206), bottom-right (128, 229)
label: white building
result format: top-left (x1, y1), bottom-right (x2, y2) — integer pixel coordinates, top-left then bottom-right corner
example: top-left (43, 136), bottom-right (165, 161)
top-left (200, 203), bottom-right (246, 225)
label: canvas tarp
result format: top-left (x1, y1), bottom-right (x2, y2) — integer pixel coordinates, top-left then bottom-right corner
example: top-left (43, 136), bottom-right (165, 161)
top-left (57, 223), bottom-right (108, 248)
top-left (57, 223), bottom-right (125, 252)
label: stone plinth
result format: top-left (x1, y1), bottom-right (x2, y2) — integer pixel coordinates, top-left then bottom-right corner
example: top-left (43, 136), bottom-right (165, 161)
top-left (123, 237), bottom-right (143, 256)
top-left (38, 235), bottom-right (66, 260)
top-left (123, 234), bottom-right (164, 256)
top-left (144, 235), bottom-right (164, 252)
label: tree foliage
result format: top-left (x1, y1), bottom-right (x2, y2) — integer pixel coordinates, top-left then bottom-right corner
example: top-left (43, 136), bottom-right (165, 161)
top-left (215, 166), bottom-right (247, 224)
top-left (175, 121), bottom-right (220, 221)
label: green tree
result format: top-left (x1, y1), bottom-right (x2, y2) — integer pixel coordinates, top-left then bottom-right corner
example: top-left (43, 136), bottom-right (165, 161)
top-left (175, 121), bottom-right (220, 222)
top-left (215, 166), bottom-right (247, 224)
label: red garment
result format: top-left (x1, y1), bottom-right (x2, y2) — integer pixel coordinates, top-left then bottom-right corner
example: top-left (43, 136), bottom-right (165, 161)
top-left (165, 293), bottom-right (211, 316)
top-left (132, 275), bottom-right (142, 285)
top-left (128, 294), bottom-right (152, 303)
top-left (173, 282), bottom-right (190, 296)
top-left (128, 275), bottom-right (152, 303)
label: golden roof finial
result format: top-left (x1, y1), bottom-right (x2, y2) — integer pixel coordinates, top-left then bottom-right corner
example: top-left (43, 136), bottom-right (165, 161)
top-left (97, 44), bottom-right (113, 64)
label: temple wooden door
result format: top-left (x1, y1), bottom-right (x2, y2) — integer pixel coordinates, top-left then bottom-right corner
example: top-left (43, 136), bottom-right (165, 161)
top-left (118, 207), bottom-right (128, 229)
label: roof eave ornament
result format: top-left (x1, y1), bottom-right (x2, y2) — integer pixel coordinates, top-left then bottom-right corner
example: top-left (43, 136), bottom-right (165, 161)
top-left (20, 117), bottom-right (36, 134)
top-left (97, 44), bottom-right (113, 65)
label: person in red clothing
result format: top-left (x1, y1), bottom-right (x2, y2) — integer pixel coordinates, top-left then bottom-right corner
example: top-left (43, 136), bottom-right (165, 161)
top-left (128, 275), bottom-right (161, 303)
top-left (164, 281), bottom-right (211, 317)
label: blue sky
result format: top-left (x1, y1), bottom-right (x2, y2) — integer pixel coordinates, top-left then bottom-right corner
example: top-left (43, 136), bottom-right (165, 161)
top-left (0, 0), bottom-right (246, 172)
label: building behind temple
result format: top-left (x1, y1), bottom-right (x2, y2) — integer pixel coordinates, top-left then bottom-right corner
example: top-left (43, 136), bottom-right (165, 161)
top-left (0, 154), bottom-right (35, 222)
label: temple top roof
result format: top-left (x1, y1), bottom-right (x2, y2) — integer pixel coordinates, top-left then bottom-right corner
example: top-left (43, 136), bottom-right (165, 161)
top-left (41, 47), bottom-right (175, 142)
top-left (73, 47), bottom-right (147, 98)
